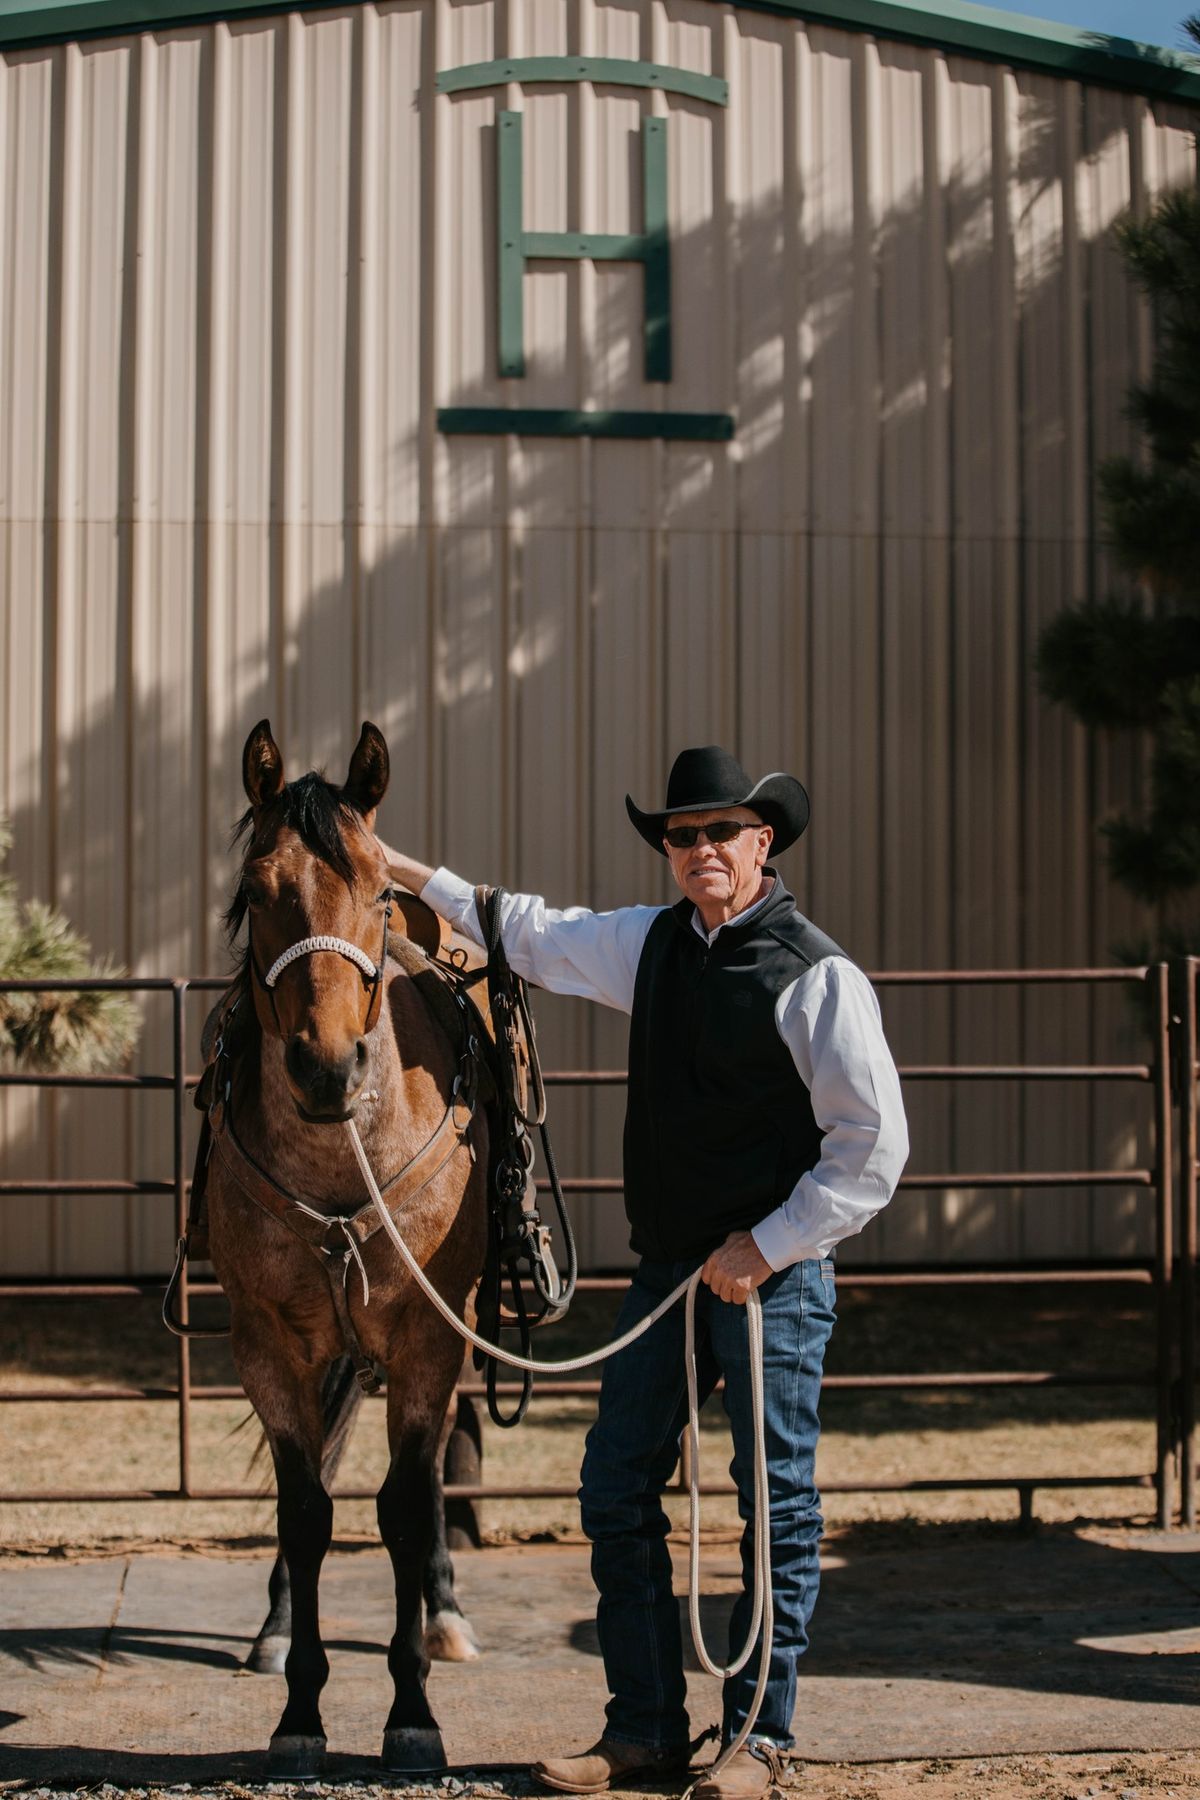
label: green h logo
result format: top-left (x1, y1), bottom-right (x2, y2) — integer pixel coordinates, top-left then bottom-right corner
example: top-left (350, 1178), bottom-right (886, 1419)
top-left (498, 111), bottom-right (670, 383)
top-left (433, 58), bottom-right (733, 441)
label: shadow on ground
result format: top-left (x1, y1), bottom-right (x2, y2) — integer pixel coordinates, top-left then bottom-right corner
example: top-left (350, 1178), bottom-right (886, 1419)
top-left (2, 1521), bottom-right (1198, 1782)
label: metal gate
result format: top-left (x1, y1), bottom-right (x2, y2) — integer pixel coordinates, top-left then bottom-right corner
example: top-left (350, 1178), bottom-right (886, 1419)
top-left (1, 962), bottom-right (1194, 1526)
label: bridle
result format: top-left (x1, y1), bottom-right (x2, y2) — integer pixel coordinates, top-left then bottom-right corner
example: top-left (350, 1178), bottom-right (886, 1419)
top-left (248, 894), bottom-right (394, 1042)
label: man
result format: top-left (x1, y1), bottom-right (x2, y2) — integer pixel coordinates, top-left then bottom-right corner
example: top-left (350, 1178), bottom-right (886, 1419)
top-left (378, 746), bottom-right (908, 1800)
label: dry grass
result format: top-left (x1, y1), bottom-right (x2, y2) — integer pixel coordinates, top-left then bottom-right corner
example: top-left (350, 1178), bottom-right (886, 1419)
top-left (0, 1279), bottom-right (1167, 1550)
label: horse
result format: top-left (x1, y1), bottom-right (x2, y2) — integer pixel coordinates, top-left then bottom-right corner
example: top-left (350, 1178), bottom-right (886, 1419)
top-left (205, 718), bottom-right (488, 1778)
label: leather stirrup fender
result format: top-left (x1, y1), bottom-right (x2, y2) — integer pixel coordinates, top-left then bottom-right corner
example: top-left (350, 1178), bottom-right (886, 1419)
top-left (162, 1114), bottom-right (231, 1340)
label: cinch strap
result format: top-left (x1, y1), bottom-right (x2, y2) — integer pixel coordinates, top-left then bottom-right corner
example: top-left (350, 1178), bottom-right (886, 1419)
top-left (264, 935), bottom-right (379, 989)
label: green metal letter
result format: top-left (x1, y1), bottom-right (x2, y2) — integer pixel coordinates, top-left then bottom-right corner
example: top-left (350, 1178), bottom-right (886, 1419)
top-left (497, 111), bottom-right (671, 383)
top-left (498, 112), bottom-right (526, 380)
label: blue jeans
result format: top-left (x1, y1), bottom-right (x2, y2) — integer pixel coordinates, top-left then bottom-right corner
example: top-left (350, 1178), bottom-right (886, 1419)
top-left (578, 1256), bottom-right (836, 1753)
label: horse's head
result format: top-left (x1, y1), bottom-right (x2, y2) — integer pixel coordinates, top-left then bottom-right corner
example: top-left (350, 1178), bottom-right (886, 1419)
top-left (233, 719), bottom-right (394, 1123)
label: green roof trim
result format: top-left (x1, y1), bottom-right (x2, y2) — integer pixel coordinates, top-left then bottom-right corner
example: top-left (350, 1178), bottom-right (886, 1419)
top-left (736, 0), bottom-right (1200, 100)
top-left (1, 0), bottom-right (1198, 106)
top-left (0, 0), bottom-right (341, 46)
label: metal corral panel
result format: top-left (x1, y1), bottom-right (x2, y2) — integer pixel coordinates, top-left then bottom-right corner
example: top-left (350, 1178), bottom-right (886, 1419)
top-left (0, 0), bottom-right (1196, 1274)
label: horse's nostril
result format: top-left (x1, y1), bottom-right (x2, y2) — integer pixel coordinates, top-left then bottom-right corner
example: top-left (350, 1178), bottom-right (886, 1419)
top-left (285, 1034), bottom-right (315, 1084)
top-left (285, 1035), bottom-right (364, 1111)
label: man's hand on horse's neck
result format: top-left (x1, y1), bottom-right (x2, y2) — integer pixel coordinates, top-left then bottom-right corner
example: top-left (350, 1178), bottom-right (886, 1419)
top-left (375, 838), bottom-right (434, 897)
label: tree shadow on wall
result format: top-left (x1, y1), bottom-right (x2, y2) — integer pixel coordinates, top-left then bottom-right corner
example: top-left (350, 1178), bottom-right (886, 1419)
top-left (0, 10), bottom-right (1169, 1282)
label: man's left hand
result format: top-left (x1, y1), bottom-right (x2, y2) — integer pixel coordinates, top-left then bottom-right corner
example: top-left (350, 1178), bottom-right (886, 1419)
top-left (700, 1230), bottom-right (774, 1306)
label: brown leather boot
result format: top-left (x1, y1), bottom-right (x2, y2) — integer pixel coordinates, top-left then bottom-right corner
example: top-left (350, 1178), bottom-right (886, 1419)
top-left (689, 1743), bottom-right (785, 1800)
top-left (534, 1735), bottom-right (692, 1794)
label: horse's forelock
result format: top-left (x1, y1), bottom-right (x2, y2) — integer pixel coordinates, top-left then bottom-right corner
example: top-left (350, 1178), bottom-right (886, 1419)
top-left (224, 772), bottom-right (364, 951)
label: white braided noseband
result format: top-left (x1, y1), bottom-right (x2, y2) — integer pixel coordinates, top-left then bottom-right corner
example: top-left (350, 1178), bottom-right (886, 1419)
top-left (264, 935), bottom-right (380, 989)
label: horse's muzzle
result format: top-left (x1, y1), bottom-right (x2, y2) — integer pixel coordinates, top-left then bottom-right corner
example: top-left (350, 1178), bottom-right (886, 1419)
top-left (285, 1033), bottom-right (368, 1122)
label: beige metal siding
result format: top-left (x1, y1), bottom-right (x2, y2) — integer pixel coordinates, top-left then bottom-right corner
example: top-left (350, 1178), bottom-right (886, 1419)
top-left (0, 1), bottom-right (1196, 1274)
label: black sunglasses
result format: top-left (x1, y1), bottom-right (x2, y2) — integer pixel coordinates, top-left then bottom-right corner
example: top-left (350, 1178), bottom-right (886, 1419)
top-left (663, 820), bottom-right (762, 850)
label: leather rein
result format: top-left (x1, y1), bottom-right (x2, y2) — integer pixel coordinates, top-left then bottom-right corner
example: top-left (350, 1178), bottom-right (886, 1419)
top-left (469, 887), bottom-right (578, 1426)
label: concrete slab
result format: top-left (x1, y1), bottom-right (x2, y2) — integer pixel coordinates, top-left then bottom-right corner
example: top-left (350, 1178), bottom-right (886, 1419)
top-left (0, 1527), bottom-right (1197, 1786)
top-left (0, 1557), bottom-right (125, 1675)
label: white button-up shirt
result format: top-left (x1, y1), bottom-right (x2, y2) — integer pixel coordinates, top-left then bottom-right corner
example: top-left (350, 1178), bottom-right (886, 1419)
top-left (421, 868), bottom-right (909, 1271)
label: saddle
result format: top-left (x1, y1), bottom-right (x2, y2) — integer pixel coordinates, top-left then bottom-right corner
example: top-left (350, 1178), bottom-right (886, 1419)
top-left (164, 889), bottom-right (575, 1417)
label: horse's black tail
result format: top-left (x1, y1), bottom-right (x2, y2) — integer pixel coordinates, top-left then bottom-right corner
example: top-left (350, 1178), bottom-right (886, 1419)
top-left (318, 1354), bottom-right (364, 1485)
top-left (243, 1353), bottom-right (364, 1485)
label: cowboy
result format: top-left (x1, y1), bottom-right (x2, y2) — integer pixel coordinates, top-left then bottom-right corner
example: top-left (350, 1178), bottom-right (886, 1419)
top-left (378, 746), bottom-right (908, 1800)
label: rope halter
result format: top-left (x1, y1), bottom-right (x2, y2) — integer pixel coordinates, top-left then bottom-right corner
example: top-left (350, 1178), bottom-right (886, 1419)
top-left (264, 935), bottom-right (380, 990)
top-left (252, 896), bottom-right (394, 1039)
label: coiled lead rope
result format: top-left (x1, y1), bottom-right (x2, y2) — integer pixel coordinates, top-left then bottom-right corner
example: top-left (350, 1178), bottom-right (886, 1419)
top-left (346, 1118), bottom-right (773, 1780)
top-left (683, 1279), bottom-right (774, 1789)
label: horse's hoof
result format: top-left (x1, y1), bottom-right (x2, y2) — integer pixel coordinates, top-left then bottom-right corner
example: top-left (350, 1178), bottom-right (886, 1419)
top-left (267, 1733), bottom-right (327, 1780)
top-left (245, 1634), bottom-right (289, 1674)
top-left (381, 1726), bottom-right (447, 1773)
top-left (424, 1608), bottom-right (481, 1662)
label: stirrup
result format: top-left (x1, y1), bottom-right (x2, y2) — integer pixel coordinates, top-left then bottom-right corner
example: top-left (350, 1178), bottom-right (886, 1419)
top-left (162, 1235), bottom-right (230, 1340)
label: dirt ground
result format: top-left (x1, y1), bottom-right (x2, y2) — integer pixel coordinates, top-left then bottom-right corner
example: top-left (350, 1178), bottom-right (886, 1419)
top-left (2, 1282), bottom-right (1196, 1798)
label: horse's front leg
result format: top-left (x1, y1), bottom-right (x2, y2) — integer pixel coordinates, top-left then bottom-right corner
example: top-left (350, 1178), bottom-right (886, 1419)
top-left (377, 1330), bottom-right (463, 1773)
top-left (269, 1435), bottom-right (334, 1773)
top-left (246, 1355), bottom-right (363, 1675)
top-left (237, 1343), bottom-right (335, 1780)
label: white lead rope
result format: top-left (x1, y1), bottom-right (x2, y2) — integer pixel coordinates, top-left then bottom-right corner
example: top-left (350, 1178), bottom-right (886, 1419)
top-left (345, 1119), bottom-right (774, 1780)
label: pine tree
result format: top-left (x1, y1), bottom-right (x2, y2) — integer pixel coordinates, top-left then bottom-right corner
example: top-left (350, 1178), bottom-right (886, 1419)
top-left (0, 818), bottom-right (140, 1072)
top-left (1036, 20), bottom-right (1200, 963)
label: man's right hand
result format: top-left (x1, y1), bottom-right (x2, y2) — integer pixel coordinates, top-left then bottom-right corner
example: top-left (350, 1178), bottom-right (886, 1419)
top-left (374, 838), bottom-right (435, 897)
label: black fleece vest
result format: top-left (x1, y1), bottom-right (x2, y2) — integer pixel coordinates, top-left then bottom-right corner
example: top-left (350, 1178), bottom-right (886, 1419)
top-left (622, 873), bottom-right (847, 1263)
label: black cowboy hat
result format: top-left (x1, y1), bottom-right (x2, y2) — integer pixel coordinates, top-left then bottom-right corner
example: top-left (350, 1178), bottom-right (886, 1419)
top-left (625, 746), bottom-right (810, 856)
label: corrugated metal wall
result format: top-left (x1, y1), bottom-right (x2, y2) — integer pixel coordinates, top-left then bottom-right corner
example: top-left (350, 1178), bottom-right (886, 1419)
top-left (0, 0), bottom-right (1196, 1275)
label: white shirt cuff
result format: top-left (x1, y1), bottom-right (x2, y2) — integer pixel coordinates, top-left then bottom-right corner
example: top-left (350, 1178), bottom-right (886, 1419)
top-left (419, 867), bottom-right (480, 937)
top-left (751, 1212), bottom-right (821, 1273)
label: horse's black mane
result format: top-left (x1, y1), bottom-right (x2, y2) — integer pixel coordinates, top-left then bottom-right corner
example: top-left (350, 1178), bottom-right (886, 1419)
top-left (225, 771), bottom-right (359, 950)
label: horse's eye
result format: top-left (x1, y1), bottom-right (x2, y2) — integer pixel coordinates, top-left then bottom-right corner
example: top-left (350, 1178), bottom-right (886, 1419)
top-left (242, 881), bottom-right (267, 910)
top-left (378, 887), bottom-right (394, 905)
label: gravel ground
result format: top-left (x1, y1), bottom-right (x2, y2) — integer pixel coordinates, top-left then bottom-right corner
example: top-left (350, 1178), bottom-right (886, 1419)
top-left (4, 1750), bottom-right (1200, 1800)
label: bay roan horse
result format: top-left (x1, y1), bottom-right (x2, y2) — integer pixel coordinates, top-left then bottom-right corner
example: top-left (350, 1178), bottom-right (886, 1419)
top-left (208, 719), bottom-right (487, 1778)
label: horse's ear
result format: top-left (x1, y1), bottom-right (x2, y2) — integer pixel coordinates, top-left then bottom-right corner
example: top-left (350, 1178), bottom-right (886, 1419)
top-left (343, 720), bottom-right (390, 824)
top-left (243, 720), bottom-right (286, 808)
